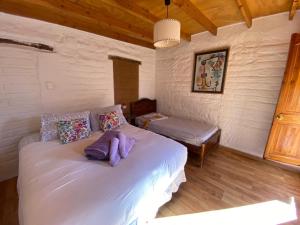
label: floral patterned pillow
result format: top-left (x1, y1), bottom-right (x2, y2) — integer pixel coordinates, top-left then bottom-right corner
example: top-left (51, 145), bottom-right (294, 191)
top-left (57, 118), bottom-right (90, 144)
top-left (98, 111), bottom-right (120, 131)
top-left (40, 111), bottom-right (91, 142)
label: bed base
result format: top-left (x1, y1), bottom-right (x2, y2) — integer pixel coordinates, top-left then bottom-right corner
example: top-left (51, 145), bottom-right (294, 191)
top-left (130, 98), bottom-right (221, 168)
top-left (182, 129), bottom-right (221, 167)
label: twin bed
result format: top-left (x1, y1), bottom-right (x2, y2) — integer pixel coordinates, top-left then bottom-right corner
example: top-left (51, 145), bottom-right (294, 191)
top-left (18, 100), bottom-right (219, 225)
top-left (131, 98), bottom-right (221, 167)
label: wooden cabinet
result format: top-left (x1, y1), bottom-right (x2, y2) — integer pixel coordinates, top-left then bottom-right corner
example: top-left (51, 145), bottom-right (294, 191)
top-left (264, 33), bottom-right (300, 166)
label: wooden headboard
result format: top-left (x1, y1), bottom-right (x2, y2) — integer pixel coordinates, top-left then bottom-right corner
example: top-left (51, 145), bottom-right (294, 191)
top-left (130, 98), bottom-right (157, 118)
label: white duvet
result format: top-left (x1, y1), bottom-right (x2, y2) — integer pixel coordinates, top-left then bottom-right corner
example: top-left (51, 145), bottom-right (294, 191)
top-left (136, 114), bottom-right (218, 146)
top-left (18, 124), bottom-right (187, 225)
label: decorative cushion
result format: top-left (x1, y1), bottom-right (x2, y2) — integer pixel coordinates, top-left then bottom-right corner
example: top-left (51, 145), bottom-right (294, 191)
top-left (90, 105), bottom-right (127, 132)
top-left (40, 111), bottom-right (91, 142)
top-left (98, 111), bottom-right (120, 131)
top-left (57, 118), bottom-right (90, 144)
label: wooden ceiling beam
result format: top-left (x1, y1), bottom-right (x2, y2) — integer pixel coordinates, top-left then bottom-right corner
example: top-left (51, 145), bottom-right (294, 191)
top-left (235, 0), bottom-right (252, 27)
top-left (289, 0), bottom-right (299, 20)
top-left (0, 0), bottom-right (154, 49)
top-left (173, 0), bottom-right (217, 35)
top-left (104, 0), bottom-right (191, 41)
top-left (41, 0), bottom-right (153, 42)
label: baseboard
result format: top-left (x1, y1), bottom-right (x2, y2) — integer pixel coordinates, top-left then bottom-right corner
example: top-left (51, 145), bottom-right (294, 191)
top-left (219, 145), bottom-right (300, 173)
top-left (219, 145), bottom-right (262, 159)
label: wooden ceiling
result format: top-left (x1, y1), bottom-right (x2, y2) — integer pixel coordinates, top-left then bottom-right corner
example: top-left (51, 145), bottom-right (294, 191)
top-left (0, 0), bottom-right (299, 49)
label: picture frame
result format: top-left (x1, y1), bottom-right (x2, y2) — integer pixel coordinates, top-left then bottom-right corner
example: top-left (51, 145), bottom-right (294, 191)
top-left (192, 48), bottom-right (229, 93)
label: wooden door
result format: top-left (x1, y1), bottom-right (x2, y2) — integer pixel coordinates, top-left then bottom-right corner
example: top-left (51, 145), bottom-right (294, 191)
top-left (112, 58), bottom-right (139, 120)
top-left (264, 33), bottom-right (300, 166)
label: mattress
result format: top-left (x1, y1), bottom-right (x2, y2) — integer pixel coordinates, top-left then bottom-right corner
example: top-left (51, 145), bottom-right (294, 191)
top-left (18, 124), bottom-right (187, 225)
top-left (136, 114), bottom-right (218, 146)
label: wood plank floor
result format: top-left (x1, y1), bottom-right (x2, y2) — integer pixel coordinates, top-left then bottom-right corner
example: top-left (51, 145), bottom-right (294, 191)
top-left (158, 147), bottom-right (300, 225)
top-left (0, 146), bottom-right (299, 225)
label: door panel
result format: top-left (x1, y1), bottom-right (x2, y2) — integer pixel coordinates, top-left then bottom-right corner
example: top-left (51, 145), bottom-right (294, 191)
top-left (286, 43), bottom-right (300, 112)
top-left (271, 124), bottom-right (300, 154)
top-left (113, 58), bottom-right (139, 120)
top-left (265, 116), bottom-right (300, 165)
top-left (264, 33), bottom-right (300, 166)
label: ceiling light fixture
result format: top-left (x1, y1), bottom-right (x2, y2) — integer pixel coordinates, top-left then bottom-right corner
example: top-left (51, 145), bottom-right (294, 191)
top-left (153, 0), bottom-right (181, 48)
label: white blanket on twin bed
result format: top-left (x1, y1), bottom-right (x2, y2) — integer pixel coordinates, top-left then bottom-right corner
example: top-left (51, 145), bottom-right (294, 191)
top-left (136, 114), bottom-right (218, 146)
top-left (18, 124), bottom-right (187, 225)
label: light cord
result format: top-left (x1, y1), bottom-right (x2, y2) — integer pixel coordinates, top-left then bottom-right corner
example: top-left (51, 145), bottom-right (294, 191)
top-left (167, 5), bottom-right (169, 18)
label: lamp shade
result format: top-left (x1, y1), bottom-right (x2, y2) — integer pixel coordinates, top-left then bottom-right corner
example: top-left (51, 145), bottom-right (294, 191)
top-left (154, 19), bottom-right (181, 48)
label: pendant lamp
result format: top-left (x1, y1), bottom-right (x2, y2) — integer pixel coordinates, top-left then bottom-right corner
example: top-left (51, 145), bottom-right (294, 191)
top-left (153, 0), bottom-right (181, 48)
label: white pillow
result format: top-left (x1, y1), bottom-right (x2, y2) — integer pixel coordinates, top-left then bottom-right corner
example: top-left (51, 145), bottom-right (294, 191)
top-left (40, 111), bottom-right (91, 142)
top-left (90, 104), bottom-right (127, 132)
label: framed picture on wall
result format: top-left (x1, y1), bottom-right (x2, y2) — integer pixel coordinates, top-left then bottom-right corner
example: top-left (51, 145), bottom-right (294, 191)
top-left (192, 48), bottom-right (229, 93)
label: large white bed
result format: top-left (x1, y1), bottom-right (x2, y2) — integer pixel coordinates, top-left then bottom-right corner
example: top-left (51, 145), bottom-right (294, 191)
top-left (18, 124), bottom-right (187, 225)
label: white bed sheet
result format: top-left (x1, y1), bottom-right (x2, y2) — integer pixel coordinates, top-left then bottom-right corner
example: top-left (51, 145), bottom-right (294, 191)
top-left (18, 124), bottom-right (187, 225)
top-left (136, 114), bottom-right (218, 146)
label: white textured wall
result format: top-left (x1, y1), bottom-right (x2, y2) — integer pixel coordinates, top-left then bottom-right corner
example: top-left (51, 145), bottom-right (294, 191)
top-left (0, 13), bottom-right (155, 181)
top-left (156, 12), bottom-right (300, 158)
